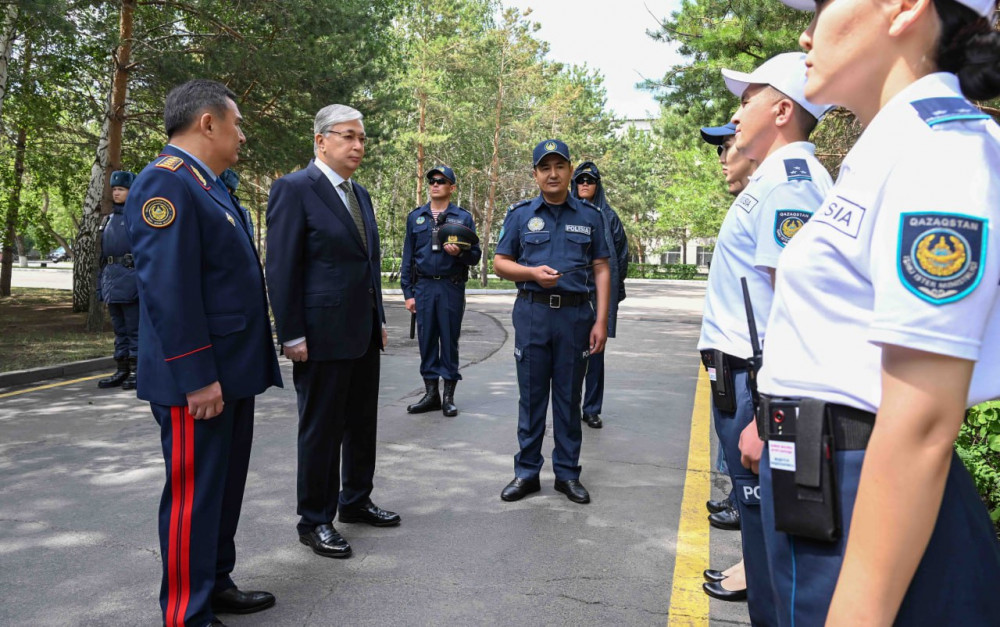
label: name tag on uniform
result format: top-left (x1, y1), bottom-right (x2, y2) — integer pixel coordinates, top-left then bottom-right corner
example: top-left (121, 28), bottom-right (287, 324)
top-left (736, 193), bottom-right (758, 213)
top-left (566, 225), bottom-right (591, 235)
top-left (707, 367), bottom-right (717, 382)
top-left (768, 441), bottom-right (796, 472)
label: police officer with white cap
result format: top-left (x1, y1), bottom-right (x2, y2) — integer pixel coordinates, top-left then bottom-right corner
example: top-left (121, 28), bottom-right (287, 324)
top-left (697, 51), bottom-right (834, 624)
top-left (748, 0), bottom-right (1000, 624)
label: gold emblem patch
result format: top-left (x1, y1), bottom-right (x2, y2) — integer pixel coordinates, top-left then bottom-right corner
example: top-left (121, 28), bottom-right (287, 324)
top-left (225, 212), bottom-right (236, 227)
top-left (155, 156), bottom-right (184, 171)
top-left (142, 197), bottom-right (176, 228)
top-left (527, 216), bottom-right (545, 232)
top-left (544, 141), bottom-right (556, 151)
top-left (916, 233), bottom-right (966, 277)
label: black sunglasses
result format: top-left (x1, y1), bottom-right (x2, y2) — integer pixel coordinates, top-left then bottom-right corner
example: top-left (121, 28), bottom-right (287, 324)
top-left (427, 177), bottom-right (451, 186)
top-left (576, 176), bottom-right (597, 185)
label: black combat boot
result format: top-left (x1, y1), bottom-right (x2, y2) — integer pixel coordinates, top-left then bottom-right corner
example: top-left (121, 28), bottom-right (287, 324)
top-left (98, 358), bottom-right (130, 389)
top-left (121, 356), bottom-right (138, 390)
top-left (442, 380), bottom-right (458, 417)
top-left (407, 379), bottom-right (441, 413)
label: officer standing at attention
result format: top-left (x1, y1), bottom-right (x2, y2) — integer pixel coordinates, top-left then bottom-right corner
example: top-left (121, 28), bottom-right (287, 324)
top-left (697, 52), bottom-right (833, 626)
top-left (125, 79), bottom-right (282, 626)
top-left (746, 0), bottom-right (1000, 623)
top-left (570, 161), bottom-right (628, 430)
top-left (97, 170), bottom-right (139, 390)
top-left (494, 139), bottom-right (611, 504)
top-left (401, 165), bottom-right (481, 416)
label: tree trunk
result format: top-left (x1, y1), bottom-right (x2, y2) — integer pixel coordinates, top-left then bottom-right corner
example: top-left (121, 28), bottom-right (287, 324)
top-left (73, 99), bottom-right (111, 313)
top-left (481, 48), bottom-right (505, 287)
top-left (0, 34), bottom-right (30, 298)
top-left (0, 2), bottom-right (17, 124)
top-left (416, 90), bottom-right (426, 206)
top-left (39, 191), bottom-right (72, 255)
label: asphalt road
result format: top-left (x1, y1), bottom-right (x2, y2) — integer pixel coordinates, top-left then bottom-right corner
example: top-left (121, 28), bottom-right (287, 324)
top-left (0, 279), bottom-right (749, 626)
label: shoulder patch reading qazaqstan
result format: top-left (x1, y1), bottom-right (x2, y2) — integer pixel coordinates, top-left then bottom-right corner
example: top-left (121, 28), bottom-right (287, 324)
top-left (142, 197), bottom-right (176, 228)
top-left (898, 212), bottom-right (986, 304)
top-left (773, 210), bottom-right (811, 247)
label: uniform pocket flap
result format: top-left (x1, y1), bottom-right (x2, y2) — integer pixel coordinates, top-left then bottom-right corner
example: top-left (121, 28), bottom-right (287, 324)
top-left (206, 313), bottom-right (247, 337)
top-left (524, 232), bottom-right (550, 245)
top-left (304, 292), bottom-right (342, 308)
top-left (566, 232), bottom-right (590, 245)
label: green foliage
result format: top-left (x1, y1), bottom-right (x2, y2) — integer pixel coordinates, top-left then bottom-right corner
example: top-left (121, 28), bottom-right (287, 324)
top-left (627, 263), bottom-right (703, 280)
top-left (956, 401), bottom-right (1000, 527)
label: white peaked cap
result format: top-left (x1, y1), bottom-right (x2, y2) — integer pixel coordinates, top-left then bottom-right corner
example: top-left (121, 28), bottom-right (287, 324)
top-left (721, 51), bottom-right (835, 121)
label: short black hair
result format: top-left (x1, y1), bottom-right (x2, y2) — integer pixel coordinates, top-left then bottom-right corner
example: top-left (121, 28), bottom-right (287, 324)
top-left (164, 79), bottom-right (238, 138)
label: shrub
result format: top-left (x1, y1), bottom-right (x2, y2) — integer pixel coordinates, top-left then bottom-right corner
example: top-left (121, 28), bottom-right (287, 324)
top-left (627, 263), bottom-right (703, 280)
top-left (956, 400), bottom-right (1000, 528)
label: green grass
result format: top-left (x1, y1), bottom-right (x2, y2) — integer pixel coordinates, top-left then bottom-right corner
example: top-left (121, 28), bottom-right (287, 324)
top-left (381, 278), bottom-right (518, 290)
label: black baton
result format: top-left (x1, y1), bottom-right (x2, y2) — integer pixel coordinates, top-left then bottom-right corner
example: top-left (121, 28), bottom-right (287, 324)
top-left (409, 312), bottom-right (416, 339)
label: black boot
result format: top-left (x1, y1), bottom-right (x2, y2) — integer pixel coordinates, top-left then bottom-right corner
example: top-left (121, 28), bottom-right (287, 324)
top-left (442, 380), bottom-right (458, 417)
top-left (98, 358), bottom-right (130, 389)
top-left (121, 356), bottom-right (138, 390)
top-left (407, 379), bottom-right (441, 413)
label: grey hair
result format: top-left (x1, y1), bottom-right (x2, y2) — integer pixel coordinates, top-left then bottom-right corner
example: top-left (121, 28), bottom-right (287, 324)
top-left (313, 104), bottom-right (364, 152)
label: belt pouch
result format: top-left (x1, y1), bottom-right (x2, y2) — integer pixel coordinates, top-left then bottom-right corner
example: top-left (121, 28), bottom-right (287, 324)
top-left (702, 350), bottom-right (737, 413)
top-left (769, 398), bottom-right (840, 542)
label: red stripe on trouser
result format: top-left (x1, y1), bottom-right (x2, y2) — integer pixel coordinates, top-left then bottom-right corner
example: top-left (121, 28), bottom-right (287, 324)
top-left (166, 407), bottom-right (195, 627)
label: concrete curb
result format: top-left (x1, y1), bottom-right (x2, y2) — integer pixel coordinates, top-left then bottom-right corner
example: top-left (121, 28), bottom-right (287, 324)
top-left (0, 356), bottom-right (116, 389)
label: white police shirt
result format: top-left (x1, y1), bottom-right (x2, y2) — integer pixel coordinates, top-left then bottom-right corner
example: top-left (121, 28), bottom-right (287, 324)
top-left (759, 73), bottom-right (1000, 412)
top-left (698, 142), bottom-right (833, 358)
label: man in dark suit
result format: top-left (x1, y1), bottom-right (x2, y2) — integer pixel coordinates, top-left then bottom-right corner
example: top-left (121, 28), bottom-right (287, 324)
top-left (125, 79), bottom-right (282, 627)
top-left (266, 104), bottom-right (400, 561)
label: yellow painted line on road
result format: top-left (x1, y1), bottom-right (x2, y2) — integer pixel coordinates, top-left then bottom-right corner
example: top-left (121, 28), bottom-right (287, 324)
top-left (0, 373), bottom-right (108, 399)
top-left (667, 365), bottom-right (712, 627)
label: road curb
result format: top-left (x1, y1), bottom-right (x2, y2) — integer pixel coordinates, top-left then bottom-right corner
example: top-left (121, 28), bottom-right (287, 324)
top-left (0, 356), bottom-right (116, 389)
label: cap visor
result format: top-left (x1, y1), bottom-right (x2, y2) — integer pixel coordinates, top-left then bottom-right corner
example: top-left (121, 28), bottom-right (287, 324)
top-left (720, 68), bottom-right (752, 99)
top-left (700, 125), bottom-right (736, 145)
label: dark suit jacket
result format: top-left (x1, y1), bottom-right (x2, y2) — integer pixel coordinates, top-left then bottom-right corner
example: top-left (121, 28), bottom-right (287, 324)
top-left (125, 144), bottom-right (282, 406)
top-left (265, 160), bottom-right (386, 360)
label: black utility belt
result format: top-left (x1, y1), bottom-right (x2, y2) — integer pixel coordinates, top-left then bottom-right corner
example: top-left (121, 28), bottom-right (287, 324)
top-left (700, 349), bottom-right (750, 413)
top-left (517, 290), bottom-right (588, 308)
top-left (418, 273), bottom-right (463, 282)
top-left (106, 254), bottom-right (134, 268)
top-left (757, 394), bottom-right (875, 543)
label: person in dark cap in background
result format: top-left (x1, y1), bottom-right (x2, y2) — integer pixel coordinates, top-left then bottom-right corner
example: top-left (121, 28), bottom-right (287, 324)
top-left (220, 168), bottom-right (254, 240)
top-left (570, 161), bottom-right (628, 429)
top-left (401, 165), bottom-right (481, 417)
top-left (97, 170), bottom-right (140, 390)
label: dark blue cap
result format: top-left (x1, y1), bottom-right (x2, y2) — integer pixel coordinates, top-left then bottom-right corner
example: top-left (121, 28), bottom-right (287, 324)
top-left (426, 165), bottom-right (456, 184)
top-left (532, 139), bottom-right (570, 166)
top-left (699, 122), bottom-right (737, 145)
top-left (110, 170), bottom-right (136, 189)
top-left (220, 168), bottom-right (240, 193)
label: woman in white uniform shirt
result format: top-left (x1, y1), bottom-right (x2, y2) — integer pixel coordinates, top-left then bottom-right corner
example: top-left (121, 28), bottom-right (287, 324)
top-left (751, 0), bottom-right (1000, 623)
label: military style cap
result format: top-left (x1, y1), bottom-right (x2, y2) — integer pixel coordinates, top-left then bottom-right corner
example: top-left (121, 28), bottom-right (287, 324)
top-left (721, 52), bottom-right (835, 121)
top-left (110, 171), bottom-right (136, 189)
top-left (220, 168), bottom-right (240, 193)
top-left (426, 165), bottom-right (456, 184)
top-left (437, 222), bottom-right (479, 250)
top-left (573, 163), bottom-right (601, 181)
top-left (532, 139), bottom-right (570, 166)
top-left (700, 122), bottom-right (737, 145)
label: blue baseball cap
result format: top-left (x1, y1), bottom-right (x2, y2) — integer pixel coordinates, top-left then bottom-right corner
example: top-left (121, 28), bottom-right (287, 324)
top-left (532, 139), bottom-right (570, 166)
top-left (220, 168), bottom-right (240, 193)
top-left (109, 170), bottom-right (136, 189)
top-left (700, 123), bottom-right (737, 145)
top-left (426, 165), bottom-right (456, 184)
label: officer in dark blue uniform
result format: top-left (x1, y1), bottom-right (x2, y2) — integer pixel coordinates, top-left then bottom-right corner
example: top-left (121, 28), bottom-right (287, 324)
top-left (97, 170), bottom-right (140, 390)
top-left (220, 168), bottom-right (254, 240)
top-left (401, 166), bottom-right (482, 417)
top-left (124, 79), bottom-right (282, 627)
top-left (494, 139), bottom-right (611, 504)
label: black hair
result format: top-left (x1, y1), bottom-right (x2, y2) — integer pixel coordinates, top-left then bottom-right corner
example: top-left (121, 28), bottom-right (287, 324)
top-left (933, 0), bottom-right (1000, 101)
top-left (164, 79), bottom-right (238, 138)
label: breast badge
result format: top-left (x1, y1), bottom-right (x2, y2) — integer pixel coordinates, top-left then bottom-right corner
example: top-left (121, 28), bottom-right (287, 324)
top-left (773, 210), bottom-right (812, 247)
top-left (141, 197), bottom-right (176, 228)
top-left (416, 216), bottom-right (426, 225)
top-left (898, 212), bottom-right (986, 304)
top-left (527, 217), bottom-right (545, 232)
top-left (226, 212), bottom-right (236, 227)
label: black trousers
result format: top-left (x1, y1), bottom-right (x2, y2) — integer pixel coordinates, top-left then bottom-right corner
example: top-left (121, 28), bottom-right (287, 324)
top-left (293, 328), bottom-right (381, 533)
top-left (108, 301), bottom-right (139, 359)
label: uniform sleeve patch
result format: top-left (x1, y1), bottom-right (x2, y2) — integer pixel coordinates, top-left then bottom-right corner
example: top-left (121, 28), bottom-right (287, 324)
top-left (736, 193), bottom-right (759, 213)
top-left (910, 97), bottom-right (990, 127)
top-left (566, 224), bottom-right (591, 235)
top-left (773, 210), bottom-right (812, 247)
top-left (898, 212), bottom-right (986, 304)
top-left (784, 159), bottom-right (812, 181)
top-left (142, 197), bottom-right (177, 228)
top-left (155, 156), bottom-right (184, 171)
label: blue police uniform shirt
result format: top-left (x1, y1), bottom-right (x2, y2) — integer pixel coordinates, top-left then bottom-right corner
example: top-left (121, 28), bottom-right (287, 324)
top-left (495, 194), bottom-right (610, 294)
top-left (99, 202), bottom-right (138, 304)
top-left (400, 202), bottom-right (482, 300)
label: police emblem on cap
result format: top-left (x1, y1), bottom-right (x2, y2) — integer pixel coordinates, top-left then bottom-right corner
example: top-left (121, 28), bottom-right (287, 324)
top-left (142, 197), bottom-right (176, 228)
top-left (898, 212), bottom-right (986, 304)
top-left (773, 210), bottom-right (812, 247)
top-left (416, 216), bottom-right (426, 225)
top-left (544, 142), bottom-right (556, 151)
top-left (527, 217), bottom-right (545, 231)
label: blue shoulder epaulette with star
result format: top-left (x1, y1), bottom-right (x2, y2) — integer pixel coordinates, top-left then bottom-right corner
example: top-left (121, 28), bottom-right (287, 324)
top-left (506, 199), bottom-right (531, 215)
top-left (784, 159), bottom-right (812, 182)
top-left (911, 97), bottom-right (990, 127)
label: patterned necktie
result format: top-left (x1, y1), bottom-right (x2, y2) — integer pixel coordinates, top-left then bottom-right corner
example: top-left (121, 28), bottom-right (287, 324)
top-left (338, 180), bottom-right (368, 253)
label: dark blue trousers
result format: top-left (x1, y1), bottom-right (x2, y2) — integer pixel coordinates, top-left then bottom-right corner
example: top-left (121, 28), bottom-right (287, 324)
top-left (512, 298), bottom-right (593, 481)
top-left (152, 397), bottom-right (254, 627)
top-left (414, 278), bottom-right (465, 381)
top-left (713, 370), bottom-right (777, 627)
top-left (582, 346), bottom-right (604, 415)
top-left (761, 447), bottom-right (1000, 626)
top-left (108, 301), bottom-right (139, 359)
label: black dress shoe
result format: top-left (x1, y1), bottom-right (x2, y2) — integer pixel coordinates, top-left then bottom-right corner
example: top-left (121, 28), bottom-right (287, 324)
top-left (500, 476), bottom-right (540, 501)
top-left (299, 523), bottom-right (352, 558)
top-left (703, 581), bottom-right (747, 601)
top-left (212, 586), bottom-right (276, 614)
top-left (339, 501), bottom-right (401, 527)
top-left (703, 569), bottom-right (727, 583)
top-left (706, 497), bottom-right (730, 514)
top-left (708, 506), bottom-right (740, 530)
top-left (554, 479), bottom-right (591, 504)
top-left (582, 412), bottom-right (603, 429)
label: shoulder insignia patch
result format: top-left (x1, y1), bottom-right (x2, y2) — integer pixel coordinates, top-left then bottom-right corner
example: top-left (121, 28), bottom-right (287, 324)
top-left (784, 159), bottom-right (812, 182)
top-left (155, 156), bottom-right (184, 171)
top-left (774, 210), bottom-right (812, 247)
top-left (507, 199), bottom-right (530, 215)
top-left (185, 164), bottom-right (209, 189)
top-left (142, 197), bottom-right (176, 228)
top-left (910, 97), bottom-right (990, 127)
top-left (898, 212), bottom-right (987, 304)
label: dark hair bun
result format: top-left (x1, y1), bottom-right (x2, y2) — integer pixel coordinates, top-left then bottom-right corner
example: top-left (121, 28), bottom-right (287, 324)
top-left (934, 0), bottom-right (1000, 100)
